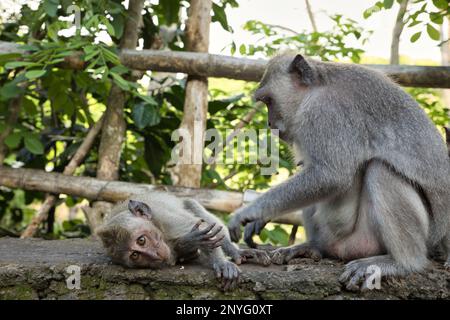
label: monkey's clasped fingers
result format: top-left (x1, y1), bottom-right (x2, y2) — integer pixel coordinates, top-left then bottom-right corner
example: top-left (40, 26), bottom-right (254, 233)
top-left (189, 222), bottom-right (225, 250)
top-left (239, 249), bottom-right (271, 266)
top-left (213, 260), bottom-right (240, 291)
top-left (271, 243), bottom-right (322, 265)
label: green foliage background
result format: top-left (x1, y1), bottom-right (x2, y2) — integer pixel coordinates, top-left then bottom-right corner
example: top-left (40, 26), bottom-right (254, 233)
top-left (0, 0), bottom-right (448, 244)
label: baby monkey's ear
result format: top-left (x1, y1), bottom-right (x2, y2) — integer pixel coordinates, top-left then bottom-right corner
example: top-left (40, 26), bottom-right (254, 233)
top-left (128, 200), bottom-right (152, 220)
top-left (288, 54), bottom-right (315, 86)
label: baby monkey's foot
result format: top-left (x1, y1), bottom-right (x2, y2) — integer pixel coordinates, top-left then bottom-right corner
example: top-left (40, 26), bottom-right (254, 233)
top-left (271, 243), bottom-right (322, 265)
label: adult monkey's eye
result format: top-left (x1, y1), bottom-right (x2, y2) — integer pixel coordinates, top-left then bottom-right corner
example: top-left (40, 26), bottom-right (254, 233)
top-left (137, 235), bottom-right (146, 246)
top-left (130, 251), bottom-right (140, 260)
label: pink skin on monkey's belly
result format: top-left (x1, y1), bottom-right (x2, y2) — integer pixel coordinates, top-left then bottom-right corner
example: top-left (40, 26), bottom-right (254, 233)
top-left (325, 229), bottom-right (384, 261)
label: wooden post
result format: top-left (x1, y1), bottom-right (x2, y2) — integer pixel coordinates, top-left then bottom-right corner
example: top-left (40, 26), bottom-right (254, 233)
top-left (172, 0), bottom-right (212, 188)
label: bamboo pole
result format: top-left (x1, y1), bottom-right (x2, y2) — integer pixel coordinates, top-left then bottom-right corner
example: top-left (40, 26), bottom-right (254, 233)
top-left (2, 41), bottom-right (450, 88)
top-left (0, 167), bottom-right (303, 226)
top-left (121, 50), bottom-right (450, 88)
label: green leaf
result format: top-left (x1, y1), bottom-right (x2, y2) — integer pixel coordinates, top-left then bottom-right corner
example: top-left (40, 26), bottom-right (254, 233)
top-left (110, 65), bottom-right (129, 75)
top-left (132, 102), bottom-right (160, 129)
top-left (426, 24), bottom-right (440, 41)
top-left (267, 225), bottom-right (289, 246)
top-left (410, 31), bottom-right (421, 42)
top-left (144, 133), bottom-right (170, 177)
top-left (111, 14), bottom-right (124, 39)
top-left (0, 82), bottom-right (23, 100)
top-left (5, 133), bottom-right (22, 148)
top-left (43, 0), bottom-right (59, 17)
top-left (105, 20), bottom-right (115, 37)
top-left (0, 53), bottom-right (22, 65)
top-left (25, 70), bottom-right (47, 79)
top-left (239, 44), bottom-right (246, 55)
top-left (212, 3), bottom-right (231, 32)
top-left (137, 94), bottom-right (158, 105)
top-left (17, 44), bottom-right (39, 51)
top-left (363, 5), bottom-right (380, 19)
top-left (154, 0), bottom-right (181, 25)
top-left (230, 42), bottom-right (236, 55)
top-left (21, 97), bottom-right (37, 116)
top-left (100, 16), bottom-right (115, 37)
top-left (430, 12), bottom-right (444, 25)
top-left (383, 0), bottom-right (394, 9)
top-left (5, 61), bottom-right (38, 69)
top-left (23, 134), bottom-right (44, 155)
top-left (433, 0), bottom-right (448, 10)
top-left (408, 20), bottom-right (422, 27)
top-left (111, 72), bottom-right (130, 90)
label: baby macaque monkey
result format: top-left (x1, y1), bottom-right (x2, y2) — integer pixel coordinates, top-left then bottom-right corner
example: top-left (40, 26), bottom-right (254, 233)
top-left (96, 192), bottom-right (271, 290)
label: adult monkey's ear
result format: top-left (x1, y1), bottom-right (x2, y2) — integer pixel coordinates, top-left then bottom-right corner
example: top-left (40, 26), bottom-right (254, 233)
top-left (128, 200), bottom-right (152, 220)
top-left (288, 54), bottom-right (315, 86)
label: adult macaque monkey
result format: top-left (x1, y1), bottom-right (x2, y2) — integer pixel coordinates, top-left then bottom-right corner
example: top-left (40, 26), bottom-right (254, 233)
top-left (228, 53), bottom-right (450, 290)
top-left (445, 127), bottom-right (450, 157)
top-left (96, 192), bottom-right (270, 290)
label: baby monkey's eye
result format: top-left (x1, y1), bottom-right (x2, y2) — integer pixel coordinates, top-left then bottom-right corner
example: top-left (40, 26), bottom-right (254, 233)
top-left (137, 236), bottom-right (146, 246)
top-left (130, 251), bottom-right (140, 260)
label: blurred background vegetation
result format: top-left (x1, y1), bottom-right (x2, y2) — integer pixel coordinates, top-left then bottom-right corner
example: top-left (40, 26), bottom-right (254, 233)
top-left (0, 0), bottom-right (449, 245)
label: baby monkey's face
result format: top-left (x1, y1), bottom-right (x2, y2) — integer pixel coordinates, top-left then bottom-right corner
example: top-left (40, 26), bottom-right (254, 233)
top-left (98, 199), bottom-right (174, 269)
top-left (121, 218), bottom-right (173, 269)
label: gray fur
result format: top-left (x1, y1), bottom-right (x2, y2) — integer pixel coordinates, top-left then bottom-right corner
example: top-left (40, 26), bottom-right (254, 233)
top-left (99, 192), bottom-right (241, 289)
top-left (98, 192), bottom-right (271, 290)
top-left (228, 53), bottom-right (450, 289)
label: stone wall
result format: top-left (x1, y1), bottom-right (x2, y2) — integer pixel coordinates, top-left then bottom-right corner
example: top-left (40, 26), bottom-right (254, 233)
top-left (0, 238), bottom-right (449, 299)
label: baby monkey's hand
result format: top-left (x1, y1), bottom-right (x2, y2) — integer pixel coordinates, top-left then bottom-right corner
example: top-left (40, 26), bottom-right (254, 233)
top-left (184, 220), bottom-right (225, 251)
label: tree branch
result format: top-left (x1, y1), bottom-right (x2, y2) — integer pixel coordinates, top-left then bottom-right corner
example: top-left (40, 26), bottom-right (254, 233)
top-left (305, 0), bottom-right (318, 33)
top-left (390, 0), bottom-right (409, 65)
top-left (20, 116), bottom-right (105, 238)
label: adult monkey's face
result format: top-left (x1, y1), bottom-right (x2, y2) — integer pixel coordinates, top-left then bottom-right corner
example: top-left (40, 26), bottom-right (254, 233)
top-left (254, 54), bottom-right (317, 143)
